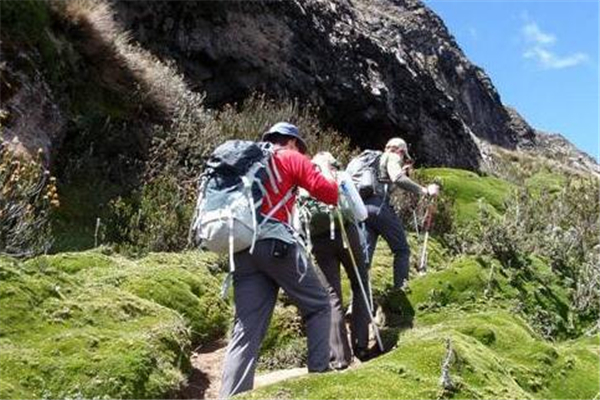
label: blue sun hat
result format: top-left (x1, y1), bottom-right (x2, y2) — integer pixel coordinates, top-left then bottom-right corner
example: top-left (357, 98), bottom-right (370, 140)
top-left (262, 122), bottom-right (308, 154)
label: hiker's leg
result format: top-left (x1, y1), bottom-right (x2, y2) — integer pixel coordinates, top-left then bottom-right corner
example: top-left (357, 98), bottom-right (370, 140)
top-left (219, 247), bottom-right (278, 398)
top-left (364, 196), bottom-right (384, 268)
top-left (339, 223), bottom-right (370, 353)
top-left (375, 201), bottom-right (410, 288)
top-left (312, 234), bottom-right (352, 368)
top-left (258, 239), bottom-right (331, 372)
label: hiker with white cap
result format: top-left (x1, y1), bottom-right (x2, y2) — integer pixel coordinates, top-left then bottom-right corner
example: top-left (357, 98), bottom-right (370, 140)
top-left (347, 137), bottom-right (438, 292)
top-left (366, 137), bottom-right (438, 288)
top-left (218, 122), bottom-right (339, 398)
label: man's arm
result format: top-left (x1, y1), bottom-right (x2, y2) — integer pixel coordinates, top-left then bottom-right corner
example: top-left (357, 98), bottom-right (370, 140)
top-left (291, 152), bottom-right (339, 205)
top-left (386, 152), bottom-right (426, 195)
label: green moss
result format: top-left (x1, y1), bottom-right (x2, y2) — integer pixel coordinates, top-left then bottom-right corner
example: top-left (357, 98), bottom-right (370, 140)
top-left (122, 252), bottom-right (230, 344)
top-left (420, 168), bottom-right (515, 225)
top-left (375, 252), bottom-right (573, 341)
top-left (0, 250), bottom-right (230, 399)
top-left (242, 310), bottom-right (599, 400)
top-left (541, 335), bottom-right (600, 399)
top-left (407, 257), bottom-right (488, 308)
top-left (0, 274), bottom-right (189, 399)
top-left (525, 170), bottom-right (567, 195)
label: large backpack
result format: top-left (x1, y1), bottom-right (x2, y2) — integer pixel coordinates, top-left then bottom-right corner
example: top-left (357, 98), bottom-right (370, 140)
top-left (190, 140), bottom-right (293, 261)
top-left (297, 196), bottom-right (351, 240)
top-left (345, 150), bottom-right (386, 198)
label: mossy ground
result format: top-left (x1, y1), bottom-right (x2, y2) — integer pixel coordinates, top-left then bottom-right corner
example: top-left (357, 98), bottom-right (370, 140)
top-left (2, 167), bottom-right (597, 399)
top-left (0, 250), bottom-right (229, 399)
top-left (419, 168), bottom-right (515, 225)
top-left (241, 254), bottom-right (599, 400)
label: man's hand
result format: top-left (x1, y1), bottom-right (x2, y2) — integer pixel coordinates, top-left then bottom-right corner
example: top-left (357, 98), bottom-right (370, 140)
top-left (426, 184), bottom-right (439, 196)
top-left (312, 151), bottom-right (339, 182)
top-left (421, 184), bottom-right (439, 197)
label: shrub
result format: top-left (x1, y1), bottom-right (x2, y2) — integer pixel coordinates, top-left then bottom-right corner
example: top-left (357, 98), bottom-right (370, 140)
top-left (107, 175), bottom-right (195, 254)
top-left (444, 177), bottom-right (599, 335)
top-left (0, 145), bottom-right (58, 257)
top-left (108, 94), bottom-right (354, 253)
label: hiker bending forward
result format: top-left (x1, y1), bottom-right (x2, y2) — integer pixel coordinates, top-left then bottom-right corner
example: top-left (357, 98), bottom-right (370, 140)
top-left (300, 152), bottom-right (372, 367)
top-left (219, 123), bottom-right (338, 398)
top-left (364, 138), bottom-right (438, 289)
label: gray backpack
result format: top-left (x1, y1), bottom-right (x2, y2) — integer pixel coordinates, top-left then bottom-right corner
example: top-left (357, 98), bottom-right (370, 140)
top-left (346, 150), bottom-right (386, 198)
top-left (190, 140), bottom-right (293, 295)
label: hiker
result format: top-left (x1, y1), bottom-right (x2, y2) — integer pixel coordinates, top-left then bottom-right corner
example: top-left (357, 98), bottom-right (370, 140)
top-left (350, 137), bottom-right (438, 290)
top-left (298, 152), bottom-right (372, 366)
top-left (219, 122), bottom-right (339, 398)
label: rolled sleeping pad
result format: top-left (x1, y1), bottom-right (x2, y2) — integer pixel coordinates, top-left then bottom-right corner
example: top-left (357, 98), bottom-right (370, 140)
top-left (337, 171), bottom-right (368, 222)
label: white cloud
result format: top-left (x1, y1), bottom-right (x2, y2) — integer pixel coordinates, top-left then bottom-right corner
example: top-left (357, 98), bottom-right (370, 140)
top-left (522, 22), bottom-right (556, 45)
top-left (521, 21), bottom-right (588, 70)
top-left (524, 47), bottom-right (589, 69)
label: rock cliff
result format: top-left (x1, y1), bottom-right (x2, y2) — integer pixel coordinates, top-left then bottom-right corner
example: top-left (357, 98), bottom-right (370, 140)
top-left (111, 0), bottom-right (537, 169)
top-left (1, 0), bottom-right (595, 172)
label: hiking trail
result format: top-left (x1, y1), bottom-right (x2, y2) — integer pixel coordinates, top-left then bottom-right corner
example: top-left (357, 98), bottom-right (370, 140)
top-left (179, 340), bottom-right (321, 399)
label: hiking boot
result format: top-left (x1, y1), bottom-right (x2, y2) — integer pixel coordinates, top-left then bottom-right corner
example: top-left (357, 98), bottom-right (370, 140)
top-left (354, 347), bottom-right (371, 362)
top-left (308, 365), bottom-right (333, 373)
top-left (330, 361), bottom-right (349, 371)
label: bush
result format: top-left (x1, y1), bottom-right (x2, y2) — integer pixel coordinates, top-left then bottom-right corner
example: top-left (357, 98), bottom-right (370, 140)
top-left (0, 145), bottom-right (58, 257)
top-left (107, 175), bottom-right (195, 254)
top-left (444, 177), bottom-right (600, 335)
top-left (108, 94), bottom-right (354, 253)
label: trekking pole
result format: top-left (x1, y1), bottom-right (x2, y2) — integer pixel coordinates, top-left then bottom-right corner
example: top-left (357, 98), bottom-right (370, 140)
top-left (417, 198), bottom-right (437, 274)
top-left (357, 222), bottom-right (374, 312)
top-left (412, 210), bottom-right (420, 236)
top-left (337, 212), bottom-right (385, 353)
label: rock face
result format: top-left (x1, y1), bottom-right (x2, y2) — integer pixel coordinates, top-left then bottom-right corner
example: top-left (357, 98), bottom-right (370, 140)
top-left (111, 0), bottom-right (534, 170)
top-left (0, 46), bottom-right (66, 163)
top-left (503, 106), bottom-right (597, 174)
top-left (533, 130), bottom-right (599, 175)
top-left (1, 0), bottom-right (595, 173)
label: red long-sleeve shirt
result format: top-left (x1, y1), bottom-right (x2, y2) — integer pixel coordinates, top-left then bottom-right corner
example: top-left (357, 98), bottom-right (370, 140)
top-left (262, 148), bottom-right (338, 223)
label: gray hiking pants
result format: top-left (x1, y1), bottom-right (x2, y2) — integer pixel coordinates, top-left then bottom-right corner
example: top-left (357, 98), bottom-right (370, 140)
top-left (219, 239), bottom-right (331, 398)
top-left (311, 223), bottom-right (370, 364)
top-left (364, 195), bottom-right (410, 288)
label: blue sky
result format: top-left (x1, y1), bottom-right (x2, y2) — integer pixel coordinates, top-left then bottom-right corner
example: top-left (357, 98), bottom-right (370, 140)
top-left (424, 0), bottom-right (599, 159)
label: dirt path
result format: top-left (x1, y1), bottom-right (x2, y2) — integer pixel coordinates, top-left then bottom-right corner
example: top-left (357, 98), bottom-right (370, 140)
top-left (255, 367), bottom-right (308, 388)
top-left (179, 338), bottom-right (370, 399)
top-left (179, 340), bottom-right (228, 400)
top-left (180, 341), bottom-right (314, 399)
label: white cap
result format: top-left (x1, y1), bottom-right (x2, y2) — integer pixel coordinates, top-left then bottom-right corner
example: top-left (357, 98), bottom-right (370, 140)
top-left (385, 137), bottom-right (412, 160)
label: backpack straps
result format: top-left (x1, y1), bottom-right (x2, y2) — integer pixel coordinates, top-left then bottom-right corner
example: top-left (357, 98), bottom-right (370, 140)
top-left (329, 207), bottom-right (336, 240)
top-left (220, 207), bottom-right (236, 299)
top-left (189, 174), bottom-right (210, 247)
top-left (257, 187), bottom-right (296, 230)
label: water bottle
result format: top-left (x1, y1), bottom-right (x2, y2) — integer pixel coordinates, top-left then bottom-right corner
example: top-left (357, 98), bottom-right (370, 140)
top-left (338, 171), bottom-right (368, 222)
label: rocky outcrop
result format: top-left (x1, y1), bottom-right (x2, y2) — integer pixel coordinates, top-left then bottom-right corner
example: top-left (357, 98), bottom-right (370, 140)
top-left (504, 106), bottom-right (537, 150)
top-left (532, 130), bottom-right (599, 175)
top-left (110, 0), bottom-right (534, 170)
top-left (0, 46), bottom-right (66, 164)
top-left (2, 0), bottom-right (596, 173)
top-left (503, 106), bottom-right (597, 175)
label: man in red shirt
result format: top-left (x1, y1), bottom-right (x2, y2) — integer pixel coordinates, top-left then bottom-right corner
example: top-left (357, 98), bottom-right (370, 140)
top-left (219, 122), bottom-right (339, 398)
